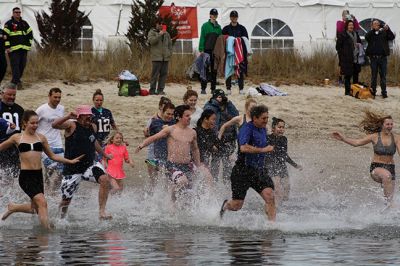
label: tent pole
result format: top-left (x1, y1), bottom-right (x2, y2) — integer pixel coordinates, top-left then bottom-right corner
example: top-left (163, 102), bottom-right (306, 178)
top-left (323, 4), bottom-right (327, 39)
top-left (116, 3), bottom-right (123, 35)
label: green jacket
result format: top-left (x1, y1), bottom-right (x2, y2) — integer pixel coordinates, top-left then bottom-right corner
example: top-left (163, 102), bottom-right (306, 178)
top-left (148, 28), bottom-right (172, 61)
top-left (199, 20), bottom-right (222, 52)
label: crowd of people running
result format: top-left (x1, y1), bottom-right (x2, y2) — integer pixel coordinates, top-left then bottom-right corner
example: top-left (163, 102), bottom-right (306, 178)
top-left (1, 80), bottom-right (400, 230)
top-left (0, 82), bottom-right (310, 230)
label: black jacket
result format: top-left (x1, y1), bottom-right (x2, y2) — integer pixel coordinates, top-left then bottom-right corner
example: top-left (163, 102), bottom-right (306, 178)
top-left (365, 27), bottom-right (395, 56)
top-left (3, 17), bottom-right (33, 51)
top-left (336, 31), bottom-right (361, 76)
top-left (222, 23), bottom-right (248, 39)
top-left (0, 29), bottom-right (5, 53)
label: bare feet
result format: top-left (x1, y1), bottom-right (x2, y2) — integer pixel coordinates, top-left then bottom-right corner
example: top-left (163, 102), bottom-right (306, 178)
top-left (99, 213), bottom-right (113, 220)
top-left (1, 203), bottom-right (14, 221)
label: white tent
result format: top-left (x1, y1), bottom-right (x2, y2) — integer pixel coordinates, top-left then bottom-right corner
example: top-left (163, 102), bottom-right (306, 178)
top-left (1, 0), bottom-right (398, 53)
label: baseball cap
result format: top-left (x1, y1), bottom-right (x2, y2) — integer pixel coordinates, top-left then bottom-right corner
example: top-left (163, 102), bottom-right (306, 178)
top-left (76, 105), bottom-right (93, 118)
top-left (210, 8), bottom-right (218, 15)
top-left (230, 10), bottom-right (238, 17)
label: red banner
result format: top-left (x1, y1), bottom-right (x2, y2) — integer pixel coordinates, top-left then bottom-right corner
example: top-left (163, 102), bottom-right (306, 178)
top-left (159, 4), bottom-right (198, 39)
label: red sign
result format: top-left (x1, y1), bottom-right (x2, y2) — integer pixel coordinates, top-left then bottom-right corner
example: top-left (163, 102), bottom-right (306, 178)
top-left (159, 4), bottom-right (198, 39)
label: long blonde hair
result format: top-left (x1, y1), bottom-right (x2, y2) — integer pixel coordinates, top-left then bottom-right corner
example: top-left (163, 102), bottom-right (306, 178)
top-left (359, 110), bottom-right (392, 134)
top-left (244, 97), bottom-right (257, 112)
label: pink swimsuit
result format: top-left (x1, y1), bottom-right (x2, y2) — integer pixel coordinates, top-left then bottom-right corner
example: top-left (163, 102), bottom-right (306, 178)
top-left (104, 144), bottom-right (129, 179)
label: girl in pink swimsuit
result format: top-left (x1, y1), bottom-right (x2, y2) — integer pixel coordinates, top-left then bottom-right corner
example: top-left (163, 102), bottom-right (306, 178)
top-left (103, 132), bottom-right (134, 192)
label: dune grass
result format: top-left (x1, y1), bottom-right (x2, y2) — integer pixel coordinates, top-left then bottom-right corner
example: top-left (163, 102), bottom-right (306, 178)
top-left (19, 44), bottom-right (400, 86)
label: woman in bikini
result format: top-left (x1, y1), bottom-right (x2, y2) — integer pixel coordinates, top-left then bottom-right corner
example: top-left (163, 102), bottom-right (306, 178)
top-left (332, 110), bottom-right (400, 207)
top-left (0, 110), bottom-right (82, 230)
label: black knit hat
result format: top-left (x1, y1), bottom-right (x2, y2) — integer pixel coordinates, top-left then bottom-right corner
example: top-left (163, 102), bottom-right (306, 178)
top-left (210, 8), bottom-right (218, 15)
top-left (230, 10), bottom-right (238, 17)
top-left (212, 89), bottom-right (225, 98)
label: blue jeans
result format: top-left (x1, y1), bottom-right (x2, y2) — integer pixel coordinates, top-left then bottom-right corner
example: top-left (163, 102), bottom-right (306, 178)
top-left (370, 56), bottom-right (387, 95)
top-left (42, 147), bottom-right (64, 172)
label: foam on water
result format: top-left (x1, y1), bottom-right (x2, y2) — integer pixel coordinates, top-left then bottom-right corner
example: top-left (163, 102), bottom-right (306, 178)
top-left (1, 168), bottom-right (400, 235)
top-left (1, 141), bottom-right (399, 235)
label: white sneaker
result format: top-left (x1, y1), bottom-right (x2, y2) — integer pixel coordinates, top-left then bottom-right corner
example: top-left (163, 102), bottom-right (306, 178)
top-left (226, 90), bottom-right (232, 95)
top-left (239, 90), bottom-right (245, 95)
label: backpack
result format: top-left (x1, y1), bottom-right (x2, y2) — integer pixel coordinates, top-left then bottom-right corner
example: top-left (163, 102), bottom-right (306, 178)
top-left (118, 79), bottom-right (141, 96)
top-left (350, 84), bottom-right (374, 99)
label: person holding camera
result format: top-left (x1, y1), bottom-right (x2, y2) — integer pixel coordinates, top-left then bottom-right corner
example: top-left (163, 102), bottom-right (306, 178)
top-left (148, 17), bottom-right (172, 95)
top-left (365, 20), bottom-right (395, 98)
top-left (336, 20), bottom-right (362, 96)
top-left (336, 10), bottom-right (360, 37)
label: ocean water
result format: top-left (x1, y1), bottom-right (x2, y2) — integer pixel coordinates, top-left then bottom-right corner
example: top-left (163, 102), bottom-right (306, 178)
top-left (1, 142), bottom-right (400, 265)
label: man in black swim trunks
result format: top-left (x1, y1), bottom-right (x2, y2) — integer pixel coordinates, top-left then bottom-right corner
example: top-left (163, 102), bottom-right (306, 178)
top-left (220, 105), bottom-right (276, 221)
top-left (0, 83), bottom-right (24, 185)
top-left (52, 105), bottom-right (113, 219)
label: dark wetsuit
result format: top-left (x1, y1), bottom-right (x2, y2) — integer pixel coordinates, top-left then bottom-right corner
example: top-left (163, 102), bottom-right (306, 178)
top-left (196, 126), bottom-right (220, 167)
top-left (370, 132), bottom-right (397, 180)
top-left (265, 134), bottom-right (298, 178)
top-left (17, 136), bottom-right (45, 199)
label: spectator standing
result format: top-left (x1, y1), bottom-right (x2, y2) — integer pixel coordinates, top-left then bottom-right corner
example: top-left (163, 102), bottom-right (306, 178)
top-left (198, 9), bottom-right (222, 95)
top-left (3, 7), bottom-right (33, 88)
top-left (222, 10), bottom-right (249, 95)
top-left (336, 20), bottom-right (362, 96)
top-left (0, 22), bottom-right (7, 85)
top-left (336, 10), bottom-right (360, 37)
top-left (365, 20), bottom-right (395, 98)
top-left (148, 17), bottom-right (173, 95)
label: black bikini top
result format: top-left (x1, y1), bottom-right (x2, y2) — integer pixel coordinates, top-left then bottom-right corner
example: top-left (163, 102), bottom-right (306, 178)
top-left (18, 134), bottom-right (43, 153)
top-left (373, 132), bottom-right (396, 156)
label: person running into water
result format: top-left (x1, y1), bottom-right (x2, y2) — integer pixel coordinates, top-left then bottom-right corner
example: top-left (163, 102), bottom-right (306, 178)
top-left (265, 117), bottom-right (302, 205)
top-left (332, 110), bottom-right (400, 207)
top-left (53, 105), bottom-right (113, 219)
top-left (204, 89), bottom-right (239, 180)
top-left (136, 105), bottom-right (212, 201)
top-left (36, 87), bottom-right (65, 191)
top-left (0, 110), bottom-right (82, 230)
top-left (0, 117), bottom-right (16, 141)
top-left (220, 105), bottom-right (276, 221)
top-left (149, 102), bottom-right (175, 168)
top-left (92, 89), bottom-right (118, 161)
top-left (143, 96), bottom-right (172, 186)
top-left (218, 97), bottom-right (257, 139)
top-left (103, 131), bottom-right (134, 193)
top-left (0, 83), bottom-right (24, 183)
top-left (183, 87), bottom-right (203, 128)
top-left (196, 109), bottom-right (220, 169)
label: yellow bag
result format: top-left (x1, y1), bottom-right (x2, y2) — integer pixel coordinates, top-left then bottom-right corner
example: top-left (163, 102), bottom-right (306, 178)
top-left (350, 84), bottom-right (374, 99)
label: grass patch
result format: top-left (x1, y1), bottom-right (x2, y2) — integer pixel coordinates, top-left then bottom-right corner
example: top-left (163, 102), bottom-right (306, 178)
top-left (14, 44), bottom-right (400, 86)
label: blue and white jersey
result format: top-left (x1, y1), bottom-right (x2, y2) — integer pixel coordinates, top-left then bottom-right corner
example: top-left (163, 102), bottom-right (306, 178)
top-left (91, 107), bottom-right (115, 143)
